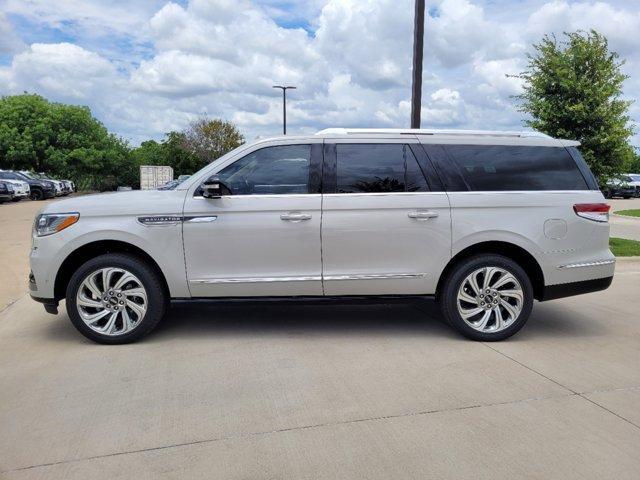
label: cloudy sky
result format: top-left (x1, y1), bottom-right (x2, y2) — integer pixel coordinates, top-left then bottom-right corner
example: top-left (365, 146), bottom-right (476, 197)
top-left (0, 0), bottom-right (638, 145)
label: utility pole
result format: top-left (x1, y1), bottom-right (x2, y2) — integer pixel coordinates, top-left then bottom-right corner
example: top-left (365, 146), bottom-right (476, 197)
top-left (411, 0), bottom-right (425, 129)
top-left (272, 85), bottom-right (296, 135)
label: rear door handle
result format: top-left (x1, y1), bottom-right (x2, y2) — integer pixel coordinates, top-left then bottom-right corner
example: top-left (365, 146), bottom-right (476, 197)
top-left (280, 212), bottom-right (312, 222)
top-left (408, 210), bottom-right (439, 220)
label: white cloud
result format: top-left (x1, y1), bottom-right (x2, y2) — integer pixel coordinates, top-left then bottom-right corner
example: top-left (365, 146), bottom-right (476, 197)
top-left (4, 43), bottom-right (120, 100)
top-left (0, 13), bottom-right (25, 55)
top-left (0, 0), bottom-right (638, 145)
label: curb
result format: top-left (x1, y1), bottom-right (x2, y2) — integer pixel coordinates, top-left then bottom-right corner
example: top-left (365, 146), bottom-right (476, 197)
top-left (614, 256), bottom-right (640, 261)
top-left (612, 213), bottom-right (640, 219)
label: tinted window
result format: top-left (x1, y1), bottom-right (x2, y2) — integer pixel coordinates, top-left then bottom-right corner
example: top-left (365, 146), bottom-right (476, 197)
top-left (336, 144), bottom-right (428, 193)
top-left (446, 145), bottom-right (588, 191)
top-left (218, 145), bottom-right (311, 195)
top-left (0, 171), bottom-right (19, 180)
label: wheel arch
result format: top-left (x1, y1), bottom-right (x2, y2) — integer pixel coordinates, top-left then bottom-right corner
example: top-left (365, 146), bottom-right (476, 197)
top-left (54, 240), bottom-right (170, 301)
top-left (436, 241), bottom-right (545, 300)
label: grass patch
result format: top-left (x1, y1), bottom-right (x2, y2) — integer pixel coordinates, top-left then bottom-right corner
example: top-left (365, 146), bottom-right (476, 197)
top-left (610, 237), bottom-right (640, 257)
top-left (614, 209), bottom-right (640, 218)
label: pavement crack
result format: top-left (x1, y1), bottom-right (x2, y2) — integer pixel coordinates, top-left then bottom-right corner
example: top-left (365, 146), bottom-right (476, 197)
top-left (578, 394), bottom-right (640, 430)
top-left (0, 292), bottom-right (27, 315)
top-left (3, 391), bottom-right (577, 474)
top-left (482, 343), bottom-right (577, 394)
top-left (483, 344), bottom-right (640, 432)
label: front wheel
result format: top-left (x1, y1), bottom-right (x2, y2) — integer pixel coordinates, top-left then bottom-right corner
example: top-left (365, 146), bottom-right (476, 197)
top-left (66, 254), bottom-right (166, 344)
top-left (30, 189), bottom-right (44, 201)
top-left (440, 254), bottom-right (534, 341)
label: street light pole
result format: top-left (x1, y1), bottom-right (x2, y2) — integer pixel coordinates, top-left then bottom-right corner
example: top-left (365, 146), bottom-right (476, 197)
top-left (411, 0), bottom-right (425, 129)
top-left (273, 85), bottom-right (296, 135)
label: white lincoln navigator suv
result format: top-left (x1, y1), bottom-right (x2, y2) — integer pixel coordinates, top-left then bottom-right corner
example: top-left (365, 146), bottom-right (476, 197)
top-left (29, 128), bottom-right (615, 344)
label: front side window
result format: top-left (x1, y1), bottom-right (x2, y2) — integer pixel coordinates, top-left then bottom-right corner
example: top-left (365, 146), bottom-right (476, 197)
top-left (336, 144), bottom-right (428, 193)
top-left (217, 144), bottom-right (311, 195)
top-left (446, 145), bottom-right (589, 191)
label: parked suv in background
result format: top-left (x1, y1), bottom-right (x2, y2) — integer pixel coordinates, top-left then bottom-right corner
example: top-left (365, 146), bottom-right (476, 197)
top-left (0, 170), bottom-right (55, 200)
top-left (0, 171), bottom-right (30, 201)
top-left (625, 173), bottom-right (640, 197)
top-left (29, 128), bottom-right (614, 344)
top-left (604, 175), bottom-right (636, 199)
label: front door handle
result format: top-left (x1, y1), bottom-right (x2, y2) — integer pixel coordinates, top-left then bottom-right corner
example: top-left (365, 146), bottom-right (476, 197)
top-left (280, 212), bottom-right (312, 222)
top-left (408, 210), bottom-right (439, 220)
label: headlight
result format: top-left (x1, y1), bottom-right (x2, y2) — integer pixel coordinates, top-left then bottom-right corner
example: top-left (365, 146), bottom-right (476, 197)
top-left (34, 213), bottom-right (79, 236)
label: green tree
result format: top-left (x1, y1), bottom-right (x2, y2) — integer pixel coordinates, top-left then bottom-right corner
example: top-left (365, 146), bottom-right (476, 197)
top-left (130, 132), bottom-right (200, 178)
top-left (0, 93), bottom-right (134, 190)
top-left (181, 117), bottom-right (244, 168)
top-left (513, 30), bottom-right (635, 184)
top-left (626, 149), bottom-right (640, 173)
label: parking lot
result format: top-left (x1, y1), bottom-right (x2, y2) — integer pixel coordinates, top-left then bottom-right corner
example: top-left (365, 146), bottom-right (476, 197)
top-left (1, 197), bottom-right (639, 479)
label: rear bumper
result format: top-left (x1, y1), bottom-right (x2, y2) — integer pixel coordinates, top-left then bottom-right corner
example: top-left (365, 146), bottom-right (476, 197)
top-left (539, 276), bottom-right (613, 301)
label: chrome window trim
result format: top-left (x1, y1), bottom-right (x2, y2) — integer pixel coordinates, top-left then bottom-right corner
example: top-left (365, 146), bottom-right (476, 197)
top-left (322, 192), bottom-right (446, 198)
top-left (192, 193), bottom-right (322, 200)
top-left (557, 259), bottom-right (615, 270)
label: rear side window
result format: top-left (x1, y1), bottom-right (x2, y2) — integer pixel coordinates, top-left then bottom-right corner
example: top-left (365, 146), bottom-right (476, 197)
top-left (336, 144), bottom-right (428, 193)
top-left (445, 145), bottom-right (588, 191)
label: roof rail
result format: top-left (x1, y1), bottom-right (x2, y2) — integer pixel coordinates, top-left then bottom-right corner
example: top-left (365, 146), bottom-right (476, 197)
top-left (315, 128), bottom-right (552, 139)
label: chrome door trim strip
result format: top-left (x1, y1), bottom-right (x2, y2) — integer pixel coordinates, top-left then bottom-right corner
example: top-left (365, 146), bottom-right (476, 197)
top-left (557, 259), bottom-right (615, 270)
top-left (323, 273), bottom-right (428, 281)
top-left (190, 273), bottom-right (428, 284)
top-left (191, 276), bottom-right (322, 284)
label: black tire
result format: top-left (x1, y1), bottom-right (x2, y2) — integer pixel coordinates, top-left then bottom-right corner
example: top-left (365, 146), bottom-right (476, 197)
top-left (11, 197), bottom-right (21, 202)
top-left (30, 188), bottom-right (44, 201)
top-left (66, 253), bottom-right (166, 344)
top-left (440, 254), bottom-right (534, 341)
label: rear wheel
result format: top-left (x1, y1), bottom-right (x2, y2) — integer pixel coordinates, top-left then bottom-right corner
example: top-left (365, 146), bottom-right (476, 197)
top-left (440, 254), bottom-right (533, 341)
top-left (66, 254), bottom-right (166, 344)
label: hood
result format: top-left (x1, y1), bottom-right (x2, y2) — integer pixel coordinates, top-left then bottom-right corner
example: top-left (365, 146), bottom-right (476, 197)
top-left (41, 189), bottom-right (188, 217)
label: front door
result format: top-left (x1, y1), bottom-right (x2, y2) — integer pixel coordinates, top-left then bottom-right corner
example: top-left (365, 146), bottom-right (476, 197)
top-left (320, 139), bottom-right (452, 295)
top-left (183, 141), bottom-right (323, 297)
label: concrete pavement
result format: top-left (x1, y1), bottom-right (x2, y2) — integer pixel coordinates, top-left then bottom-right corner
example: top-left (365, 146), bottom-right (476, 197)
top-left (1, 198), bottom-right (639, 479)
top-left (0, 198), bottom-right (57, 310)
top-left (610, 197), bottom-right (640, 241)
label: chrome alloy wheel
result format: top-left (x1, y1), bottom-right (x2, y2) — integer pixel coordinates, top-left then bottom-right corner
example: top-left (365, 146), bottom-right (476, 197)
top-left (456, 266), bottom-right (524, 333)
top-left (76, 268), bottom-right (148, 336)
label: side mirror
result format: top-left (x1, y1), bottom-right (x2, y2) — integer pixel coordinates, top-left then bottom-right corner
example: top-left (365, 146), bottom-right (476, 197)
top-left (202, 175), bottom-right (232, 199)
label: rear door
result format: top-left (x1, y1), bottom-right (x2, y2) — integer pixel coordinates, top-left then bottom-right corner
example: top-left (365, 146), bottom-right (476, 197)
top-left (320, 138), bottom-right (451, 295)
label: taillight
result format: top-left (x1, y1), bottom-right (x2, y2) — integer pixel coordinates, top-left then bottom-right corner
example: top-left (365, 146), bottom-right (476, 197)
top-left (573, 203), bottom-right (610, 222)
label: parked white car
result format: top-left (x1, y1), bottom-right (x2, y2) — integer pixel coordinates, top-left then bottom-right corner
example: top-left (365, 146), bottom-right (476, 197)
top-left (29, 128), bottom-right (614, 344)
top-left (0, 173), bottom-right (30, 201)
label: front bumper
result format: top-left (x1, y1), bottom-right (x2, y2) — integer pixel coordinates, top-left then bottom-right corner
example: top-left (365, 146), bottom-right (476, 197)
top-left (29, 270), bottom-right (59, 314)
top-left (42, 188), bottom-right (56, 199)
